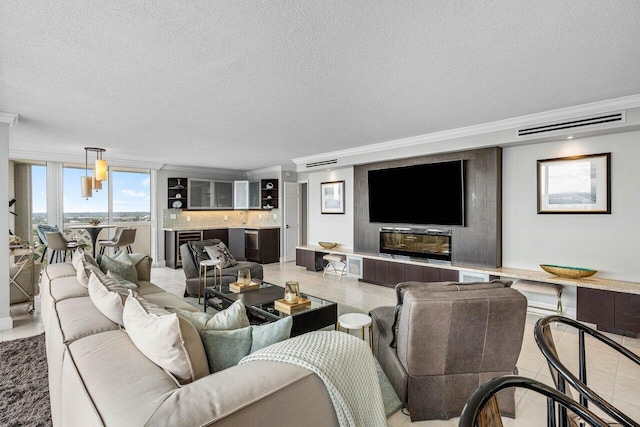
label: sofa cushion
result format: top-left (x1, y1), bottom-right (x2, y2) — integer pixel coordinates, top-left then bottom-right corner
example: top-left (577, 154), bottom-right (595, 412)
top-left (137, 281), bottom-right (164, 295)
top-left (43, 262), bottom-right (76, 281)
top-left (166, 300), bottom-right (249, 333)
top-left (99, 251), bottom-right (139, 284)
top-left (76, 259), bottom-right (105, 288)
top-left (142, 292), bottom-right (200, 312)
top-left (66, 330), bottom-right (179, 427)
top-left (123, 292), bottom-right (209, 384)
top-left (204, 242), bottom-right (238, 269)
top-left (88, 272), bottom-right (138, 326)
top-left (55, 296), bottom-right (120, 343)
top-left (48, 275), bottom-right (89, 302)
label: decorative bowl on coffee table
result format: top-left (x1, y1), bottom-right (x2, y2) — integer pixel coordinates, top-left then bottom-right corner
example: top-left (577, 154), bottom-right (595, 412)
top-left (540, 264), bottom-right (597, 279)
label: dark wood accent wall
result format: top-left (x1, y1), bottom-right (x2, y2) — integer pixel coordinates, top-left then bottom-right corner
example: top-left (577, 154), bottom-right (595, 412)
top-left (353, 147), bottom-right (502, 268)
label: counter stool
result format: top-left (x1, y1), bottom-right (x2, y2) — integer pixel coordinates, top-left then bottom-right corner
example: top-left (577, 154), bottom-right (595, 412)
top-left (323, 254), bottom-right (347, 280)
top-left (336, 313), bottom-right (373, 352)
top-left (512, 279), bottom-right (563, 315)
top-left (198, 259), bottom-right (222, 305)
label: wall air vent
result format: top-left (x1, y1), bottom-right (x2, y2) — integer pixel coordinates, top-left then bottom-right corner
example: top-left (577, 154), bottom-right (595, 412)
top-left (516, 111), bottom-right (625, 138)
top-left (306, 159), bottom-right (338, 169)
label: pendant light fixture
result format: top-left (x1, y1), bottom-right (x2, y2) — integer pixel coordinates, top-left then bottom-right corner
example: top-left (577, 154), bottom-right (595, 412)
top-left (82, 147), bottom-right (107, 198)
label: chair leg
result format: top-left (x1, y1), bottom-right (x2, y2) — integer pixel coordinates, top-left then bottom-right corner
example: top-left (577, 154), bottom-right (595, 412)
top-left (127, 245), bottom-right (132, 253)
top-left (100, 246), bottom-right (105, 255)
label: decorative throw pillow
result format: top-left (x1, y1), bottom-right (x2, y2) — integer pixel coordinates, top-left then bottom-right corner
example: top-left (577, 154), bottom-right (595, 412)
top-left (99, 250), bottom-right (139, 284)
top-left (77, 259), bottom-right (105, 288)
top-left (204, 242), bottom-right (238, 269)
top-left (106, 271), bottom-right (139, 290)
top-left (123, 292), bottom-right (210, 384)
top-left (200, 327), bottom-right (253, 372)
top-left (72, 249), bottom-right (99, 270)
top-left (166, 300), bottom-right (250, 333)
top-left (251, 316), bottom-right (293, 353)
top-left (200, 316), bottom-right (293, 372)
top-left (88, 272), bottom-right (137, 326)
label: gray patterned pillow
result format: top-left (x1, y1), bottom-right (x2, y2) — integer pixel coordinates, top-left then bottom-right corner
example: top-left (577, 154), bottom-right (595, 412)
top-left (204, 242), bottom-right (238, 269)
top-left (99, 251), bottom-right (139, 284)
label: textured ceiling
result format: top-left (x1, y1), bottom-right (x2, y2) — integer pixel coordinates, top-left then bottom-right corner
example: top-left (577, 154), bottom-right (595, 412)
top-left (1, 1), bottom-right (639, 170)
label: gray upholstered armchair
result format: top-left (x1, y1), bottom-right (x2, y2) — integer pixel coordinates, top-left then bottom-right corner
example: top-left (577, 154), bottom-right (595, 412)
top-left (180, 239), bottom-right (264, 297)
top-left (370, 280), bottom-right (527, 422)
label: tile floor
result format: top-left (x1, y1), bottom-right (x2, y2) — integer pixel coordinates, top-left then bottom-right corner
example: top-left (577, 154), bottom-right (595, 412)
top-left (4, 261), bottom-right (640, 426)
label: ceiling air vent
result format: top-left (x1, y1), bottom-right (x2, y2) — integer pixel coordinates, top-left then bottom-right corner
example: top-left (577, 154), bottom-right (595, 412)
top-left (306, 159), bottom-right (338, 169)
top-left (517, 111), bottom-right (625, 138)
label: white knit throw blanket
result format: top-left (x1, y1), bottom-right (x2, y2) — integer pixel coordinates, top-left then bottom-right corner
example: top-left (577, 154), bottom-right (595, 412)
top-left (239, 330), bottom-right (386, 427)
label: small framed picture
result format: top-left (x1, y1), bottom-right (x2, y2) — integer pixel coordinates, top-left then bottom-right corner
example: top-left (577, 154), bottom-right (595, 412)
top-left (321, 181), bottom-right (345, 214)
top-left (537, 153), bottom-right (611, 214)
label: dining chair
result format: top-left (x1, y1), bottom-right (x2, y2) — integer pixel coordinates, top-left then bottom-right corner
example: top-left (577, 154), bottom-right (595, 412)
top-left (459, 375), bottom-right (608, 427)
top-left (534, 315), bottom-right (640, 427)
top-left (98, 227), bottom-right (136, 255)
top-left (45, 231), bottom-right (86, 263)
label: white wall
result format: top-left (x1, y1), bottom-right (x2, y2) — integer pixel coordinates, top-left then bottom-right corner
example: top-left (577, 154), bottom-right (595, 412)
top-left (307, 167), bottom-right (354, 250)
top-left (1, 124), bottom-right (12, 330)
top-left (503, 130), bottom-right (640, 282)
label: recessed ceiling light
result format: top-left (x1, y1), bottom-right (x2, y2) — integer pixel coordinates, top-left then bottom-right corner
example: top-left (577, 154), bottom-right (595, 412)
top-left (565, 135), bottom-right (575, 140)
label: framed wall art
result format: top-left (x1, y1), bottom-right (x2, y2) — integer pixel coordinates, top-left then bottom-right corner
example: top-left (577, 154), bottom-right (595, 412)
top-left (321, 181), bottom-right (345, 214)
top-left (537, 153), bottom-right (611, 214)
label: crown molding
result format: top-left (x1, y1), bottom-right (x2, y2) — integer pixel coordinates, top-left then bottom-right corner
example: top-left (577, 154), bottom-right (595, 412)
top-left (160, 163), bottom-right (248, 178)
top-left (0, 112), bottom-right (19, 127)
top-left (8, 149), bottom-right (164, 170)
top-left (292, 94), bottom-right (640, 166)
top-left (247, 165), bottom-right (283, 176)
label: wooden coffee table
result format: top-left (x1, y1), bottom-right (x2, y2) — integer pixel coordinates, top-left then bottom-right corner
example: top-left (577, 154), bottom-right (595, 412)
top-left (204, 280), bottom-right (337, 337)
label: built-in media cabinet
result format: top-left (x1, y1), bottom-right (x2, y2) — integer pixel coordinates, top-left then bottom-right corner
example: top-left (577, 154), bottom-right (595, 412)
top-left (577, 288), bottom-right (640, 336)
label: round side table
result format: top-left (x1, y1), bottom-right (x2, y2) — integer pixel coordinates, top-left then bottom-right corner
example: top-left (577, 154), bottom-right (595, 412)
top-left (198, 259), bottom-right (221, 304)
top-left (336, 312), bottom-right (373, 352)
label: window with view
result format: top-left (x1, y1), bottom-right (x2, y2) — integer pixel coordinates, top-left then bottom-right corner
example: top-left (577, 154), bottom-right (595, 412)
top-left (112, 170), bottom-right (151, 222)
top-left (31, 164), bottom-right (47, 228)
top-left (63, 166), bottom-right (109, 225)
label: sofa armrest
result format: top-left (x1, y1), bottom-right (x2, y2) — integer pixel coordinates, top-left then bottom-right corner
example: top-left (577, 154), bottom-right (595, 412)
top-left (147, 361), bottom-right (338, 427)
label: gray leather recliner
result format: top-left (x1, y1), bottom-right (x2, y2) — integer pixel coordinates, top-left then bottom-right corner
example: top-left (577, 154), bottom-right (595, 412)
top-left (370, 280), bottom-right (527, 422)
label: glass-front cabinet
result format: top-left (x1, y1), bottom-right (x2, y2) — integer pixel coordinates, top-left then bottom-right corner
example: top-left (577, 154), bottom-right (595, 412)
top-left (188, 179), bottom-right (212, 209)
top-left (212, 181), bottom-right (233, 209)
top-left (234, 180), bottom-right (249, 210)
top-left (188, 179), bottom-right (234, 209)
top-left (249, 181), bottom-right (261, 209)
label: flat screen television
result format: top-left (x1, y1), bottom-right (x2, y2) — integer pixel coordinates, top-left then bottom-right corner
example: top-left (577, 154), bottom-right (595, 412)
top-left (368, 160), bottom-right (465, 226)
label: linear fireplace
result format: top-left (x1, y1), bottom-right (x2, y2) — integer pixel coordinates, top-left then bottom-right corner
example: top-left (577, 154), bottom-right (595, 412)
top-left (379, 227), bottom-right (452, 262)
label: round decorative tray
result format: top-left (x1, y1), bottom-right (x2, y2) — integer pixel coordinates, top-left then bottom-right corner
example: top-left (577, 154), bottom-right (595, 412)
top-left (540, 264), bottom-right (597, 279)
top-left (172, 200), bottom-right (183, 209)
top-left (318, 241), bottom-right (338, 249)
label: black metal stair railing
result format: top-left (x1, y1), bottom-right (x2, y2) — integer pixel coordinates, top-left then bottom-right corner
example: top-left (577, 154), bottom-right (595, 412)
top-left (458, 375), bottom-right (608, 427)
top-left (534, 315), bottom-right (640, 427)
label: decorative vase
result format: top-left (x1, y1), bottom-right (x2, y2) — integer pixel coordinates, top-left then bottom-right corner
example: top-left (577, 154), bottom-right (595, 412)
top-left (285, 281), bottom-right (300, 303)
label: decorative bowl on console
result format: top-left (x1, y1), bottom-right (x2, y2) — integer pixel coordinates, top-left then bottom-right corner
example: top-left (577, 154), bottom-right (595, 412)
top-left (319, 241), bottom-right (338, 250)
top-left (540, 264), bottom-right (597, 279)
top-left (88, 219), bottom-right (101, 226)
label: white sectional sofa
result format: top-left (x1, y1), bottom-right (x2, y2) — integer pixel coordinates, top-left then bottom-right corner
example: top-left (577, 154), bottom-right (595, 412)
top-left (40, 256), bottom-right (340, 426)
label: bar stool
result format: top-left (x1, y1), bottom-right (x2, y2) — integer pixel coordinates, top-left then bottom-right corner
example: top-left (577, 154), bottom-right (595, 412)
top-left (323, 254), bottom-right (347, 280)
top-left (198, 259), bottom-right (222, 304)
top-left (336, 312), bottom-right (373, 351)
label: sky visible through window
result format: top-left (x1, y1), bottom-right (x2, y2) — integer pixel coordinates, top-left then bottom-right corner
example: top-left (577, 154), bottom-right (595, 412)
top-left (31, 166), bottom-right (150, 223)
